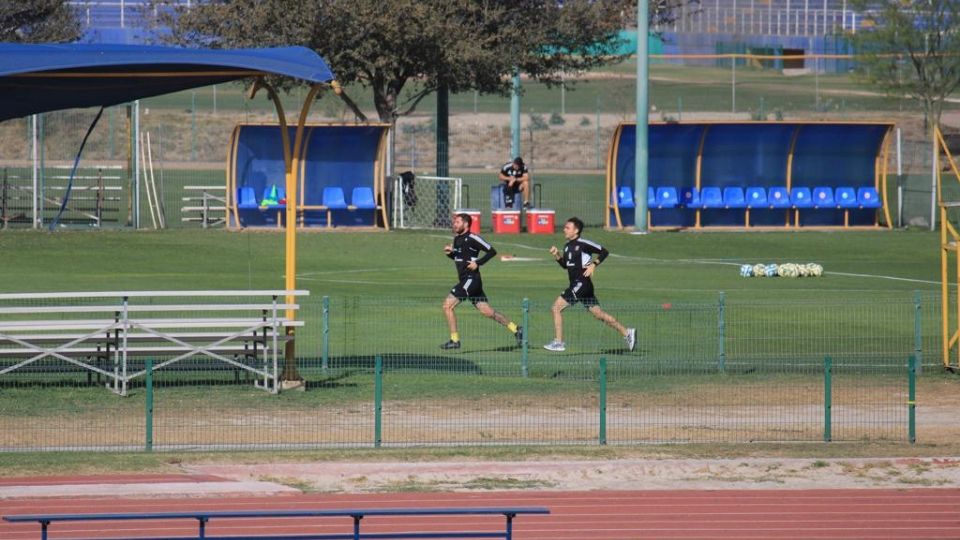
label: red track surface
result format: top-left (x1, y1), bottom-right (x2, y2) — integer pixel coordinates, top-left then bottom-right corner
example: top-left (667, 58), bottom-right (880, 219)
top-left (2, 481), bottom-right (960, 540)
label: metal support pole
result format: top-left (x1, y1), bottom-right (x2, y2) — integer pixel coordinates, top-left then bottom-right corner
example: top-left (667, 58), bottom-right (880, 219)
top-left (823, 356), bottom-right (832, 442)
top-left (897, 128), bottom-right (903, 227)
top-left (718, 292), bottom-right (726, 371)
top-left (599, 357), bottom-right (607, 445)
top-left (732, 58), bottom-right (737, 114)
top-left (31, 114), bottom-right (38, 229)
top-left (908, 355), bottom-right (917, 444)
top-left (145, 358), bottom-right (153, 452)
top-left (322, 296), bottom-right (330, 372)
top-left (374, 356), bottom-right (383, 448)
top-left (914, 291), bottom-right (923, 375)
top-left (511, 71), bottom-right (521, 158)
top-left (636, 3), bottom-right (650, 232)
top-left (521, 298), bottom-right (530, 377)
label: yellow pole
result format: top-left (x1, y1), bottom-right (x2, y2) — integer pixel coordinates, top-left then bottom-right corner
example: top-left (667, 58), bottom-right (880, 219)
top-left (250, 79), bottom-right (326, 386)
top-left (785, 126), bottom-right (801, 227)
top-left (880, 128), bottom-right (893, 229)
top-left (694, 126), bottom-right (710, 229)
top-left (937, 126), bottom-right (951, 368)
top-left (606, 124), bottom-right (622, 229)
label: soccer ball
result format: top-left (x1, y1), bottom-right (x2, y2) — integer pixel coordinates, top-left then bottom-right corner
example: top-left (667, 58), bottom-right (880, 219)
top-left (765, 264), bottom-right (778, 277)
top-left (739, 264), bottom-right (753, 277)
top-left (778, 263), bottom-right (799, 278)
top-left (752, 263), bottom-right (767, 277)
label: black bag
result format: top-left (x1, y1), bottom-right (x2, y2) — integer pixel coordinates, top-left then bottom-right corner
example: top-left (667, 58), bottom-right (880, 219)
top-left (400, 171), bottom-right (418, 208)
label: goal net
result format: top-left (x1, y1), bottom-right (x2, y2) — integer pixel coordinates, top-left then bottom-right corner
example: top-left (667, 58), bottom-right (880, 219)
top-left (392, 174), bottom-right (463, 229)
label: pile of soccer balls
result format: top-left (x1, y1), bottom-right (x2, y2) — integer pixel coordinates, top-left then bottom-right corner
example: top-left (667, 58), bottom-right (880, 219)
top-left (739, 263), bottom-right (823, 278)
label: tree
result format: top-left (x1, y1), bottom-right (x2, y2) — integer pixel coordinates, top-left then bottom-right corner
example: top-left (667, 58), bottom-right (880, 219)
top-left (147, 0), bottom-right (688, 122)
top-left (848, 0), bottom-right (960, 131)
top-left (0, 0), bottom-right (81, 43)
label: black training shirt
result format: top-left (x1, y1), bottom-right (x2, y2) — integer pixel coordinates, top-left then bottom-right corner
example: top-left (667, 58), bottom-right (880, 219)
top-left (557, 237), bottom-right (609, 282)
top-left (448, 232), bottom-right (497, 280)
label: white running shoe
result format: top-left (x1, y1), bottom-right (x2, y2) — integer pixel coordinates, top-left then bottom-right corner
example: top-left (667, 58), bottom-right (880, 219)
top-left (625, 328), bottom-right (636, 352)
top-left (543, 340), bottom-right (566, 352)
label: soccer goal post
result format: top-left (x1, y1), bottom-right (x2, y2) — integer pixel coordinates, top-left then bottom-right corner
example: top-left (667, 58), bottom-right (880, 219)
top-left (392, 174), bottom-right (463, 230)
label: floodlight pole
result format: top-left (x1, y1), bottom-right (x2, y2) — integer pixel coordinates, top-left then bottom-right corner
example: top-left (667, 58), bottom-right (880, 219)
top-left (635, 0), bottom-right (650, 232)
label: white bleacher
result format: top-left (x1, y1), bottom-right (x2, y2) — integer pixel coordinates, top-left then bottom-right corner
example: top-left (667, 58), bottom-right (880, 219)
top-left (0, 290), bottom-right (308, 396)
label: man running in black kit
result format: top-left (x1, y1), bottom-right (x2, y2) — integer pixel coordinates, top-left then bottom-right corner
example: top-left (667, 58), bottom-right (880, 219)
top-left (543, 217), bottom-right (636, 352)
top-left (441, 213), bottom-right (523, 349)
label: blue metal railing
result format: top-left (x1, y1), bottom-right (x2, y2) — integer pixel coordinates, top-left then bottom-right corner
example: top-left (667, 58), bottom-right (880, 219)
top-left (4, 507), bottom-right (551, 540)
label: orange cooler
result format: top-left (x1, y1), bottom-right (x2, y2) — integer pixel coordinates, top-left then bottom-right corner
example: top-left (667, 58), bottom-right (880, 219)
top-left (526, 209), bottom-right (555, 234)
top-left (492, 210), bottom-right (521, 234)
top-left (454, 208), bottom-right (481, 234)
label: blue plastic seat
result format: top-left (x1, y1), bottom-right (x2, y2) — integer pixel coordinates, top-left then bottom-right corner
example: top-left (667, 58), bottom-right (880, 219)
top-left (680, 187), bottom-right (701, 208)
top-left (700, 187), bottom-right (724, 208)
top-left (745, 187), bottom-right (767, 208)
top-left (351, 187), bottom-right (376, 210)
top-left (322, 186), bottom-right (348, 209)
top-left (237, 187), bottom-right (258, 209)
top-left (836, 187), bottom-right (858, 209)
top-left (812, 187), bottom-right (836, 208)
top-left (722, 187), bottom-right (746, 208)
top-left (614, 186), bottom-right (635, 209)
top-left (857, 187), bottom-right (882, 209)
top-left (653, 187), bottom-right (679, 209)
top-left (768, 187), bottom-right (791, 208)
top-left (790, 187), bottom-right (813, 208)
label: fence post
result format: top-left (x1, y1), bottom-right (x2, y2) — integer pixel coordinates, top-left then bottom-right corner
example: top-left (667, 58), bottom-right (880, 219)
top-left (717, 292), bottom-right (726, 372)
top-left (599, 357), bottom-right (607, 446)
top-left (913, 291), bottom-right (923, 375)
top-left (145, 359), bottom-right (153, 452)
top-left (322, 296), bottom-right (330, 372)
top-left (908, 355), bottom-right (917, 444)
top-left (521, 298), bottom-right (530, 377)
top-left (374, 356), bottom-right (383, 448)
top-left (823, 356), bottom-right (832, 442)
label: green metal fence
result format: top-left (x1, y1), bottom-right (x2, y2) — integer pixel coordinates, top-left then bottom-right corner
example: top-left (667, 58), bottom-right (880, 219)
top-left (0, 292), bottom-right (936, 451)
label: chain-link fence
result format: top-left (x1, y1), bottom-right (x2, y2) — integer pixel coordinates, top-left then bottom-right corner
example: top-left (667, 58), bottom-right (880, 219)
top-left (0, 291), bottom-right (940, 451)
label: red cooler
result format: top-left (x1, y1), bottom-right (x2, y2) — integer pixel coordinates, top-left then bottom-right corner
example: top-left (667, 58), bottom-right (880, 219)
top-left (453, 208), bottom-right (481, 234)
top-left (492, 210), bottom-right (521, 234)
top-left (526, 209), bottom-right (555, 234)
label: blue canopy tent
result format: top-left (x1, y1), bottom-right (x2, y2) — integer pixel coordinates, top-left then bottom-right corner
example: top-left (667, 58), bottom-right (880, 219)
top-left (0, 43), bottom-right (333, 121)
top-left (0, 42), bottom-right (337, 382)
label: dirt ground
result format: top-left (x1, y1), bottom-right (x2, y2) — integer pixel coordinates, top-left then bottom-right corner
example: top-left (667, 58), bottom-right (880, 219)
top-left (185, 455), bottom-right (960, 493)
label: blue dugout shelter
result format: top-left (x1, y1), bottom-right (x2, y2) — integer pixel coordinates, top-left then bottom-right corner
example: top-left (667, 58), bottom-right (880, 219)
top-left (228, 124), bottom-right (389, 229)
top-left (607, 121), bottom-right (894, 230)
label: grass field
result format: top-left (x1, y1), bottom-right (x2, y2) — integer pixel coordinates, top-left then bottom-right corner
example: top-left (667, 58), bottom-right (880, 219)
top-left (0, 226), bottom-right (955, 451)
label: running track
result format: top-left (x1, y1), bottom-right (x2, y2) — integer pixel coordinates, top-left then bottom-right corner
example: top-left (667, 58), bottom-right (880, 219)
top-left (2, 478), bottom-right (959, 539)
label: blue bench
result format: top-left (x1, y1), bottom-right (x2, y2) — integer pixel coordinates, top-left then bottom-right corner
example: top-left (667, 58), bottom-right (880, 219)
top-left (4, 507), bottom-right (550, 540)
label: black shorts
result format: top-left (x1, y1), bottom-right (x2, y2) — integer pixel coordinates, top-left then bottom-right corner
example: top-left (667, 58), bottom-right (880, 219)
top-left (561, 279), bottom-right (599, 307)
top-left (450, 275), bottom-right (488, 305)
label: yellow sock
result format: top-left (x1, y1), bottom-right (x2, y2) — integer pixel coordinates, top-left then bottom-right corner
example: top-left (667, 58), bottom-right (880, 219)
top-left (451, 332), bottom-right (460, 343)
top-left (507, 322), bottom-right (518, 334)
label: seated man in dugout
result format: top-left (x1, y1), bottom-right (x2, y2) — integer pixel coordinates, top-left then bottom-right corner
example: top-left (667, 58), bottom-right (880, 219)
top-left (498, 156), bottom-right (532, 209)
